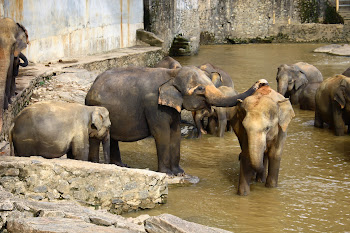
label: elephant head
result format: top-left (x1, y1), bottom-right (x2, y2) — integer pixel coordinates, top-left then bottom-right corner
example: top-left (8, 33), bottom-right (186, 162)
top-left (0, 18), bottom-right (29, 133)
top-left (237, 86), bottom-right (295, 172)
top-left (276, 64), bottom-right (308, 101)
top-left (90, 106), bottom-right (111, 163)
top-left (158, 66), bottom-right (262, 112)
top-left (334, 76), bottom-right (350, 109)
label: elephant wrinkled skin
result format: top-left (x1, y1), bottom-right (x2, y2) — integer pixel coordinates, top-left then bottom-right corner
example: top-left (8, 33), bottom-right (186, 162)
top-left (0, 18), bottom-right (29, 134)
top-left (85, 66), bottom-right (266, 175)
top-left (232, 85), bottom-right (295, 196)
top-left (10, 101), bottom-right (111, 163)
top-left (314, 74), bottom-right (350, 136)
top-left (276, 62), bottom-right (323, 110)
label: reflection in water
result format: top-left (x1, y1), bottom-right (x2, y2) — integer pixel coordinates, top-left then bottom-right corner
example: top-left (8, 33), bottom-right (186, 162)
top-left (121, 44), bottom-right (350, 232)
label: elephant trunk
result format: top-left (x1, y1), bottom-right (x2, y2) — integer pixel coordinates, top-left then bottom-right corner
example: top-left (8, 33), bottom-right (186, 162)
top-left (247, 132), bottom-right (266, 173)
top-left (204, 85), bottom-right (256, 107)
top-left (0, 47), bottom-right (11, 134)
top-left (277, 77), bottom-right (288, 96)
top-left (19, 52), bottom-right (28, 67)
top-left (102, 131), bottom-right (110, 164)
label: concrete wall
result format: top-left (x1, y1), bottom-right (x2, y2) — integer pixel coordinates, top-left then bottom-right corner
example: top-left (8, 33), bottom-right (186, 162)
top-left (0, 0), bottom-right (143, 63)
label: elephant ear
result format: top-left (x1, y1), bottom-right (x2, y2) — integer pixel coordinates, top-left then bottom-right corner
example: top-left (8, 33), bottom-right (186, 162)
top-left (334, 79), bottom-right (348, 109)
top-left (158, 79), bottom-right (183, 112)
top-left (278, 99), bottom-right (295, 132)
top-left (92, 110), bottom-right (103, 132)
top-left (294, 71), bottom-right (308, 90)
top-left (210, 72), bottom-right (223, 87)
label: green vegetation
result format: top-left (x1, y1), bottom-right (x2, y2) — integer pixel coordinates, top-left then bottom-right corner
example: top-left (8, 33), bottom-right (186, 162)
top-left (297, 0), bottom-right (320, 23)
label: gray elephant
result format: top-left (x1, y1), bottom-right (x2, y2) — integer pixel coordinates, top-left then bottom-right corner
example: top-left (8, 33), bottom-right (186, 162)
top-left (0, 18), bottom-right (29, 134)
top-left (276, 62), bottom-right (323, 110)
top-left (193, 64), bottom-right (236, 137)
top-left (10, 101), bottom-right (111, 163)
top-left (154, 56), bottom-right (182, 69)
top-left (85, 66), bottom-right (267, 175)
top-left (232, 85), bottom-right (295, 195)
top-left (314, 74), bottom-right (350, 136)
top-left (207, 86), bottom-right (238, 137)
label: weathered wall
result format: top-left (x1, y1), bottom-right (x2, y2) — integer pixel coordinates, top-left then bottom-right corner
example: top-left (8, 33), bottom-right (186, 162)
top-left (144, 0), bottom-right (200, 55)
top-left (198, 0), bottom-right (299, 43)
top-left (0, 0), bottom-right (143, 63)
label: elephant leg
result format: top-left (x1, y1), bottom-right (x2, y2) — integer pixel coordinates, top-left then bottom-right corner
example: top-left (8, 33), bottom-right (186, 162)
top-left (207, 116), bottom-right (217, 135)
top-left (256, 153), bottom-right (268, 183)
top-left (333, 105), bottom-right (345, 136)
top-left (265, 140), bottom-right (283, 188)
top-left (194, 110), bottom-right (207, 138)
top-left (110, 138), bottom-right (127, 167)
top-left (169, 117), bottom-right (184, 176)
top-left (314, 109), bottom-right (324, 128)
top-left (88, 138), bottom-right (100, 163)
top-left (153, 129), bottom-right (172, 175)
top-left (217, 108), bottom-right (227, 137)
top-left (238, 153), bottom-right (254, 196)
top-left (71, 137), bottom-right (89, 161)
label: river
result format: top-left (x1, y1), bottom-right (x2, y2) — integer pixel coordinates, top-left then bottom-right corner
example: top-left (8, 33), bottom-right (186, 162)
top-left (121, 44), bottom-right (350, 232)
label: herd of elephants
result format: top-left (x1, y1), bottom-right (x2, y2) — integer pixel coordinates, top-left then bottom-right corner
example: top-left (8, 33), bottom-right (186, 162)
top-left (1, 18), bottom-right (350, 196)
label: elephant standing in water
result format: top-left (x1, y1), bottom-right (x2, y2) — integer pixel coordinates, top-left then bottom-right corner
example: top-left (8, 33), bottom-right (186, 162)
top-left (276, 62), bottom-right (323, 110)
top-left (0, 18), bottom-right (29, 133)
top-left (10, 101), bottom-right (111, 163)
top-left (314, 75), bottom-right (350, 136)
top-left (232, 85), bottom-right (295, 195)
top-left (194, 63), bottom-right (236, 137)
top-left (86, 66), bottom-right (268, 175)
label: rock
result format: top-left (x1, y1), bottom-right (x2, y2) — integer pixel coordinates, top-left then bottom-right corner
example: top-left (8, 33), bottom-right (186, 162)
top-left (145, 214), bottom-right (232, 233)
top-left (0, 200), bottom-right (13, 211)
top-left (313, 44), bottom-right (343, 53)
top-left (6, 217), bottom-right (132, 233)
top-left (166, 174), bottom-right (200, 185)
top-left (136, 29), bottom-right (164, 47)
top-left (314, 44), bottom-right (350, 56)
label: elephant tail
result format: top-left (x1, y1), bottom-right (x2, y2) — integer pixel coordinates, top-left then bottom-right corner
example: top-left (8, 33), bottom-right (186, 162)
top-left (9, 123), bottom-right (14, 156)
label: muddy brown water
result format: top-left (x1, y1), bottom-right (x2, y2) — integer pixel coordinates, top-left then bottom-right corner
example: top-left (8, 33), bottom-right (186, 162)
top-left (121, 44), bottom-right (350, 232)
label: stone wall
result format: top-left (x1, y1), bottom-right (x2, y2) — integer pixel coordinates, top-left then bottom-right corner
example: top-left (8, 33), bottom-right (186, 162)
top-left (0, 156), bottom-right (168, 214)
top-left (0, 0), bottom-right (144, 63)
top-left (144, 0), bottom-right (200, 55)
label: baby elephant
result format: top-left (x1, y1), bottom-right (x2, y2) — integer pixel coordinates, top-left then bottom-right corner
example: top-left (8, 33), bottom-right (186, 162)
top-left (10, 101), bottom-right (111, 163)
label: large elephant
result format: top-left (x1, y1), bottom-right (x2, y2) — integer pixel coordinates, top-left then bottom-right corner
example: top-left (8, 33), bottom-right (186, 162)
top-left (0, 18), bottom-right (29, 133)
top-left (276, 62), bottom-right (323, 110)
top-left (232, 85), bottom-right (295, 195)
top-left (85, 66), bottom-right (267, 175)
top-left (314, 74), bottom-right (350, 136)
top-left (10, 101), bottom-right (111, 163)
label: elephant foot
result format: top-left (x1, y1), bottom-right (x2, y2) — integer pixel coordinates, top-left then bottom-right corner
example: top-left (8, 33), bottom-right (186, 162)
top-left (200, 129), bottom-right (207, 135)
top-left (237, 187), bottom-right (250, 196)
top-left (335, 128), bottom-right (345, 136)
top-left (172, 166), bottom-right (185, 176)
top-left (115, 162), bottom-right (129, 167)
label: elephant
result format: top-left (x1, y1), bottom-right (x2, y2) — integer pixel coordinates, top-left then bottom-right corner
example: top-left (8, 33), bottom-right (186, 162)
top-left (85, 66), bottom-right (268, 175)
top-left (193, 64), bottom-right (236, 137)
top-left (231, 85), bottom-right (295, 195)
top-left (276, 62), bottom-right (323, 110)
top-left (314, 74), bottom-right (350, 136)
top-left (10, 101), bottom-right (111, 163)
top-left (0, 18), bottom-right (29, 134)
top-left (207, 86), bottom-right (239, 137)
top-left (154, 56), bottom-right (182, 69)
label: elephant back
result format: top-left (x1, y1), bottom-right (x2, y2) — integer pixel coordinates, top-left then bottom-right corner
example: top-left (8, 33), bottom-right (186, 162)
top-left (294, 62), bottom-right (323, 83)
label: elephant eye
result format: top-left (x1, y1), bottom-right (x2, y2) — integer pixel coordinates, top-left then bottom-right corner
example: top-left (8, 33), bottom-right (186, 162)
top-left (264, 126), bottom-right (270, 132)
